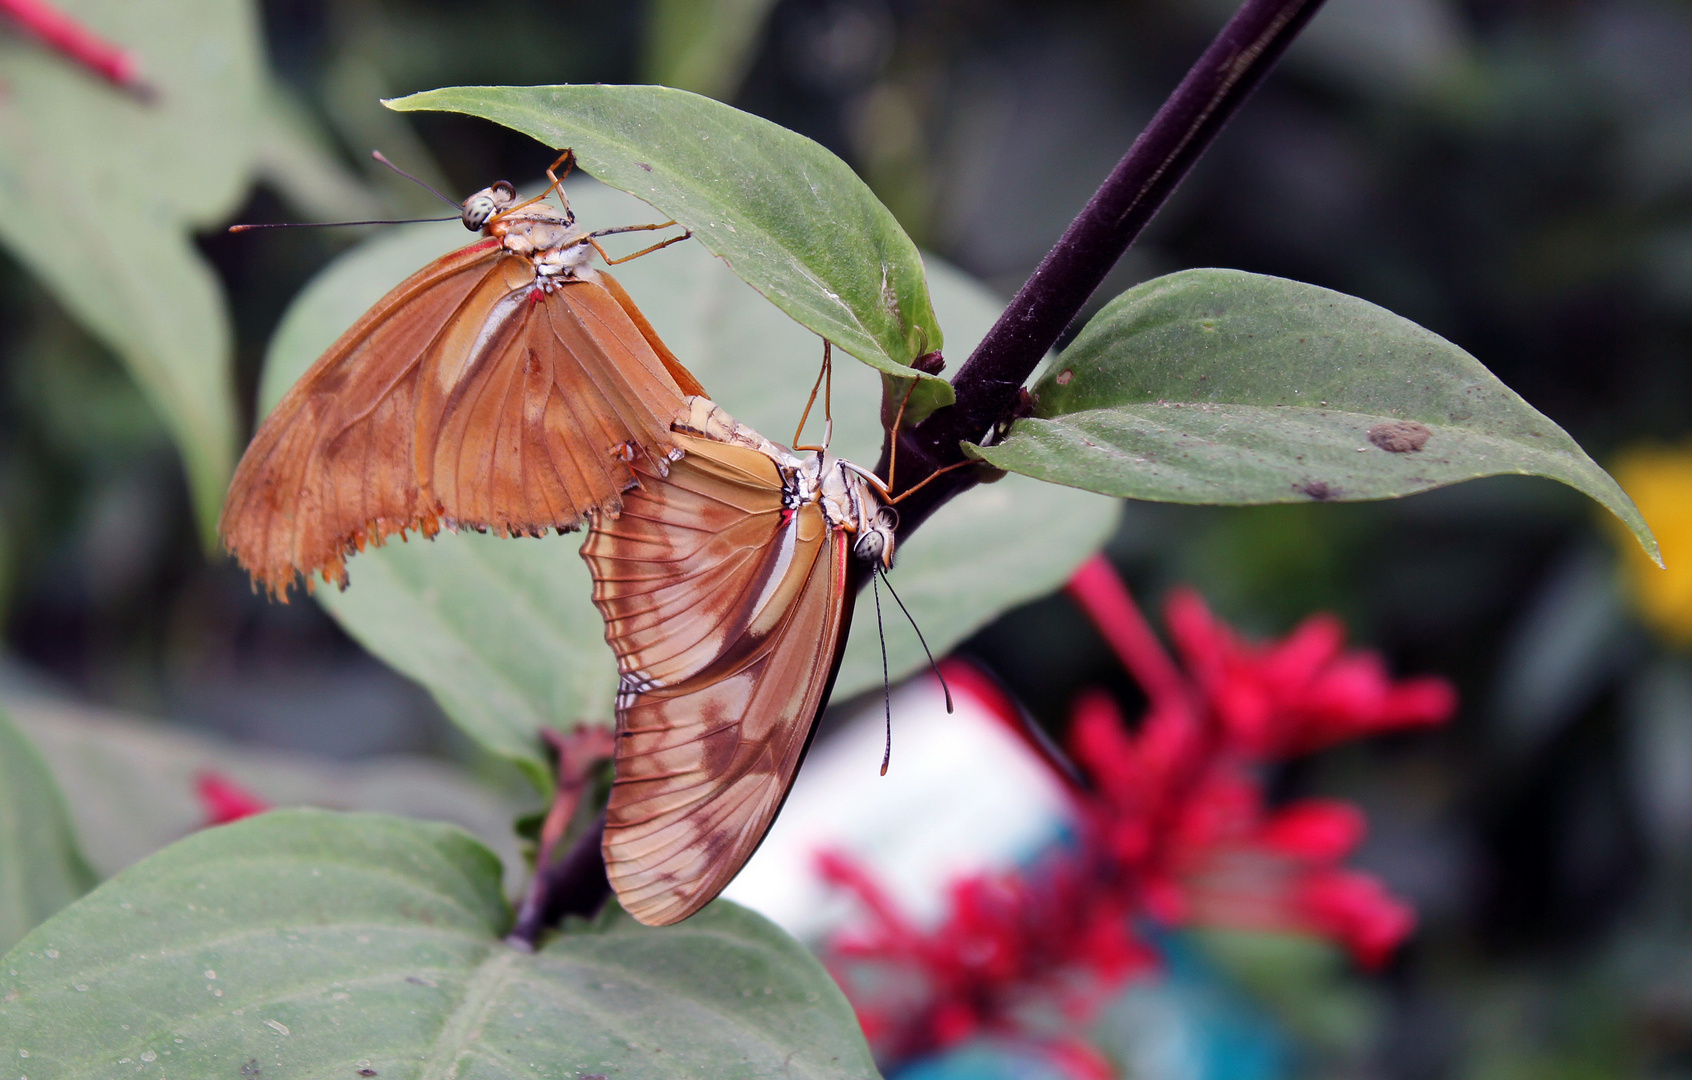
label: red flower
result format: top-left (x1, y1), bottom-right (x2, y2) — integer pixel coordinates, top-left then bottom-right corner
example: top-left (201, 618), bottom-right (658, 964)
top-left (1295, 869), bottom-right (1416, 970)
top-left (195, 771), bottom-right (271, 826)
top-left (818, 844), bottom-right (1155, 1065)
top-left (0, 0), bottom-right (149, 94)
top-left (820, 556), bottom-right (1456, 1073)
top-left (1164, 586), bottom-right (1455, 757)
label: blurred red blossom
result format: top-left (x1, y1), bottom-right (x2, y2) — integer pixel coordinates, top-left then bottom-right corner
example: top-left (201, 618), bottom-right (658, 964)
top-left (1163, 585), bottom-right (1455, 757)
top-left (0, 0), bottom-right (148, 95)
top-left (819, 554), bottom-right (1455, 1072)
top-left (195, 771), bottom-right (271, 826)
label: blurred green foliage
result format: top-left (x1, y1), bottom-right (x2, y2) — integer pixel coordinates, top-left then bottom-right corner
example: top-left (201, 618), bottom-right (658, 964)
top-left (0, 704), bottom-right (93, 952)
top-left (0, 0), bottom-right (263, 544)
top-left (0, 0), bottom-right (1688, 1076)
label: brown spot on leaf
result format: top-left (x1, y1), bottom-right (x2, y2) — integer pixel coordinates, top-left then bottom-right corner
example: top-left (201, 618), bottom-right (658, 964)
top-left (357, 1071), bottom-right (378, 1078)
top-left (1055, 368), bottom-right (1074, 385)
top-left (1367, 420), bottom-right (1432, 453)
top-left (1298, 480), bottom-right (1338, 501)
top-left (636, 163), bottom-right (652, 171)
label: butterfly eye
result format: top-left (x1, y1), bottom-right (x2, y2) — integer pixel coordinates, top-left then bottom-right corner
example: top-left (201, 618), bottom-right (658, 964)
top-left (853, 531), bottom-right (881, 561)
top-left (460, 182), bottom-right (517, 230)
top-left (854, 522), bottom-right (896, 566)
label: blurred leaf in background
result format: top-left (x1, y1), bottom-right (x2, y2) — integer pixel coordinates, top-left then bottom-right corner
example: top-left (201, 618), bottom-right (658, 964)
top-left (644, 0), bottom-right (782, 100)
top-left (1, 681), bottom-right (531, 888)
top-left (0, 704), bottom-right (94, 952)
top-left (0, 0), bottom-right (263, 542)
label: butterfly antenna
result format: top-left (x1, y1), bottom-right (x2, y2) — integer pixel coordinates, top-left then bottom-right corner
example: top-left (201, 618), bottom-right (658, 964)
top-left (371, 150), bottom-right (462, 210)
top-left (227, 216), bottom-right (458, 232)
top-left (873, 569), bottom-right (893, 776)
top-left (878, 567), bottom-right (953, 713)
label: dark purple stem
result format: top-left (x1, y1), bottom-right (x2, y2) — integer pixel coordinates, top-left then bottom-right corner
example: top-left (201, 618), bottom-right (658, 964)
top-left (507, 813), bottom-right (609, 948)
top-left (533, 0), bottom-right (1324, 937)
top-left (882, 0), bottom-right (1328, 533)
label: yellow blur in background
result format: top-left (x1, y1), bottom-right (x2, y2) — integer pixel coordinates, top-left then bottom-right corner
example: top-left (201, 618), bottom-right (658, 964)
top-left (1615, 444), bottom-right (1692, 646)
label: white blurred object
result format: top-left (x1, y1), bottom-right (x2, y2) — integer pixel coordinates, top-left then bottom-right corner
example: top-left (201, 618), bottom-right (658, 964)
top-left (722, 663), bottom-right (1073, 941)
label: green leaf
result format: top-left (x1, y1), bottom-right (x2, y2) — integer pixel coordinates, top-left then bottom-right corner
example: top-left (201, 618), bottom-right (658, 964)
top-left (3, 688), bottom-right (532, 889)
top-left (970, 268), bottom-right (1658, 562)
top-left (0, 706), bottom-right (95, 953)
top-left (0, 0), bottom-right (263, 543)
top-left (0, 809), bottom-right (879, 1080)
top-left (386, 83), bottom-right (952, 420)
top-left (257, 181), bottom-right (1116, 785)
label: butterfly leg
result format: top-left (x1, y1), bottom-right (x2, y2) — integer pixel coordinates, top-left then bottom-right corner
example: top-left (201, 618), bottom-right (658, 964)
top-left (586, 225), bottom-right (694, 265)
top-left (888, 458), bottom-right (978, 503)
top-left (590, 220), bottom-right (678, 237)
top-left (500, 151), bottom-right (581, 224)
top-left (792, 340), bottom-right (834, 452)
top-left (544, 150), bottom-right (577, 187)
top-left (545, 151), bottom-right (579, 222)
top-left (883, 377), bottom-right (920, 491)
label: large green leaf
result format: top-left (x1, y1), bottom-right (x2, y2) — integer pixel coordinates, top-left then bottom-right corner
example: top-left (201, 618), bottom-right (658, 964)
top-left (0, 0), bottom-right (263, 542)
top-left (2, 688), bottom-right (530, 889)
top-left (970, 268), bottom-right (1658, 562)
top-left (257, 181), bottom-right (1117, 784)
top-left (0, 810), bottom-right (879, 1080)
top-left (0, 706), bottom-right (94, 953)
top-left (386, 83), bottom-right (951, 419)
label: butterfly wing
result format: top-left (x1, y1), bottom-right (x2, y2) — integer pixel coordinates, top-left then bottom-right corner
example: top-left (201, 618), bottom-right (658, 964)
top-left (423, 271), bottom-right (693, 536)
top-left (220, 238), bottom-right (508, 596)
top-left (224, 246), bottom-right (703, 596)
top-left (581, 407), bottom-right (853, 926)
top-left (596, 269), bottom-right (706, 399)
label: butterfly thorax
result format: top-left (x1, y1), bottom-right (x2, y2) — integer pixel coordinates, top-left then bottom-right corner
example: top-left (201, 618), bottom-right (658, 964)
top-left (669, 395), bottom-right (895, 566)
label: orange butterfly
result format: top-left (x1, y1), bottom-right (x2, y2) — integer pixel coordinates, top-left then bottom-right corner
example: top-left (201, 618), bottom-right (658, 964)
top-left (581, 363), bottom-right (966, 927)
top-left (221, 153), bottom-right (704, 597)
